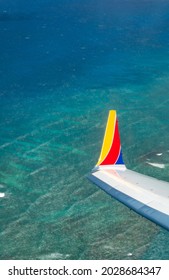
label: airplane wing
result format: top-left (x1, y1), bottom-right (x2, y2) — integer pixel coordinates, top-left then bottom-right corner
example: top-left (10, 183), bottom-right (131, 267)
top-left (88, 110), bottom-right (169, 231)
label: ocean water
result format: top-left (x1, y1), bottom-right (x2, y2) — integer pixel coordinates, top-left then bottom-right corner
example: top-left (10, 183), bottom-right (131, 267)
top-left (0, 0), bottom-right (169, 260)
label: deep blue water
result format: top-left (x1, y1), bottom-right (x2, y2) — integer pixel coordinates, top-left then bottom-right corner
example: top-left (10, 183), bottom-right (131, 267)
top-left (0, 0), bottom-right (169, 259)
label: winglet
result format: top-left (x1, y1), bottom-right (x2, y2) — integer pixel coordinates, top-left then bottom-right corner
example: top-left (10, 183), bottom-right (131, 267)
top-left (94, 110), bottom-right (126, 171)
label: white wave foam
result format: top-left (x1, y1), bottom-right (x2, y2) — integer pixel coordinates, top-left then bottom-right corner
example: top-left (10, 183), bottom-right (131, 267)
top-left (16, 133), bottom-right (30, 140)
top-left (0, 142), bottom-right (12, 149)
top-left (40, 252), bottom-right (70, 260)
top-left (127, 252), bottom-right (133, 257)
top-left (0, 133), bottom-right (30, 149)
top-left (28, 166), bottom-right (47, 176)
top-left (147, 162), bottom-right (165, 169)
top-left (24, 139), bottom-right (52, 155)
top-left (0, 192), bottom-right (5, 198)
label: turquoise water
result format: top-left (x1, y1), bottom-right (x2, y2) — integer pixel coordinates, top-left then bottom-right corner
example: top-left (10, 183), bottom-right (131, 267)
top-left (0, 0), bottom-right (169, 259)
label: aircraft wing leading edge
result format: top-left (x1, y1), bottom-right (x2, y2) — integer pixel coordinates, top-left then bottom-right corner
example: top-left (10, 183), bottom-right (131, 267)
top-left (88, 110), bottom-right (169, 231)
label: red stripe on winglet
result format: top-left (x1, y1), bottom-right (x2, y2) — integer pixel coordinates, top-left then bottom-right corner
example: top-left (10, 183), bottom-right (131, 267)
top-left (100, 120), bottom-right (120, 165)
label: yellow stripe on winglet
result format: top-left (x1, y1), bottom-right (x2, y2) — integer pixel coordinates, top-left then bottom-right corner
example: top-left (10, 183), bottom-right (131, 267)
top-left (96, 110), bottom-right (116, 166)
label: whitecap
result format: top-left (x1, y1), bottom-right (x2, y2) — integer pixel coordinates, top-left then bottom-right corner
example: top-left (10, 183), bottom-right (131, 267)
top-left (28, 166), bottom-right (47, 176)
top-left (146, 162), bottom-right (165, 169)
top-left (127, 252), bottom-right (133, 257)
top-left (40, 252), bottom-right (70, 260)
top-left (0, 142), bottom-right (12, 149)
top-left (0, 192), bottom-right (5, 198)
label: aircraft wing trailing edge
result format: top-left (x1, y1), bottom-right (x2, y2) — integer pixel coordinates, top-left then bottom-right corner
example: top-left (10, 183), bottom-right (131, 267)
top-left (88, 110), bottom-right (169, 231)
